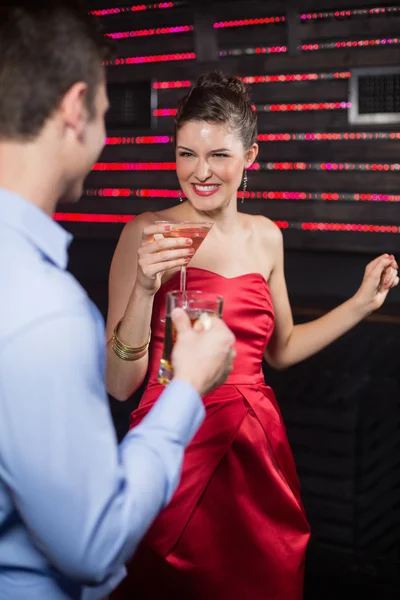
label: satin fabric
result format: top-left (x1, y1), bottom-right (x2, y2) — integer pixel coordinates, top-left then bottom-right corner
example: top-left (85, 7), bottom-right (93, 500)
top-left (112, 268), bottom-right (310, 600)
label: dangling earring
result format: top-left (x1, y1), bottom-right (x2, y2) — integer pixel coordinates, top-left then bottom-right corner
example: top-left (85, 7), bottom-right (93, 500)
top-left (179, 189), bottom-right (183, 202)
top-left (241, 170), bottom-right (248, 203)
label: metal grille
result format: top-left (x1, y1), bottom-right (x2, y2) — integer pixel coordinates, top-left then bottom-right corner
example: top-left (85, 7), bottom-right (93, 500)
top-left (358, 74), bottom-right (400, 114)
top-left (349, 67), bottom-right (400, 124)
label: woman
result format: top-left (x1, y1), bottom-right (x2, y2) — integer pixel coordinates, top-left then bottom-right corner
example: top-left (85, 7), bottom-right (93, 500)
top-left (106, 72), bottom-right (398, 600)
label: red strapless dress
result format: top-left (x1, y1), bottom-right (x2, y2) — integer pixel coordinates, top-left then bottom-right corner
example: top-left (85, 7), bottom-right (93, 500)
top-left (112, 268), bottom-right (310, 600)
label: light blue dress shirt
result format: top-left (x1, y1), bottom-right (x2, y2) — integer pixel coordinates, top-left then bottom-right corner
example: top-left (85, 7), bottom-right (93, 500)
top-left (0, 189), bottom-right (204, 599)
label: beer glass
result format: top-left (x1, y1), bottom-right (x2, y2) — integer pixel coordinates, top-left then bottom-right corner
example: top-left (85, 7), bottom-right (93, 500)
top-left (158, 290), bottom-right (224, 385)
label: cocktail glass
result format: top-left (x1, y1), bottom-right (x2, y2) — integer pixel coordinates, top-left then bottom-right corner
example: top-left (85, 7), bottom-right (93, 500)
top-left (155, 221), bottom-right (213, 291)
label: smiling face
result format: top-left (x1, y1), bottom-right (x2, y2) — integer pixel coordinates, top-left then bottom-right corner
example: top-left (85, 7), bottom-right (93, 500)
top-left (175, 120), bottom-right (258, 213)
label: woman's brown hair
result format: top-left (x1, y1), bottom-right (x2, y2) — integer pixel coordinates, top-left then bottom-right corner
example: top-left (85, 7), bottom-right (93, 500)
top-left (174, 71), bottom-right (258, 149)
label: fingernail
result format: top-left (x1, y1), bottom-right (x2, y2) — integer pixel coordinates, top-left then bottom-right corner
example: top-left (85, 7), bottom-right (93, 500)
top-left (199, 312), bottom-right (212, 331)
top-left (185, 239), bottom-right (193, 245)
top-left (164, 225), bottom-right (171, 231)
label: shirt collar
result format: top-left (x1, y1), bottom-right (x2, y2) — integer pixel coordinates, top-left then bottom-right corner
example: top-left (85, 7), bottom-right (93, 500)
top-left (0, 188), bottom-right (73, 270)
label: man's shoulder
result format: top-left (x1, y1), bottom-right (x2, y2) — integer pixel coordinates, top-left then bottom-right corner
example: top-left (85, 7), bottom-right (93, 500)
top-left (0, 246), bottom-right (95, 346)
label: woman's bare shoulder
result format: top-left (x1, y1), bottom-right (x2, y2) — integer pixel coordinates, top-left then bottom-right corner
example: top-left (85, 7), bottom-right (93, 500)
top-left (243, 213), bottom-right (283, 246)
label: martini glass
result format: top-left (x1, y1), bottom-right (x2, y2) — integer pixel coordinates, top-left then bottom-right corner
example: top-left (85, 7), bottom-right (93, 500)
top-left (155, 221), bottom-right (214, 291)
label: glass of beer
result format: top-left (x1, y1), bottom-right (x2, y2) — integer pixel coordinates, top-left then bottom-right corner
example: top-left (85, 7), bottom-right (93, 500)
top-left (158, 290), bottom-right (224, 385)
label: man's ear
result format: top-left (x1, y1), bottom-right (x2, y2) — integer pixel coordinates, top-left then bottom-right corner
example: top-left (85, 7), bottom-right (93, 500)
top-left (58, 82), bottom-right (89, 139)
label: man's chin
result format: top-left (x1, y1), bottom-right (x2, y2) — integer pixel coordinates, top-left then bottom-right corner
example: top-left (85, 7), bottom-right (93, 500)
top-left (58, 185), bottom-right (84, 205)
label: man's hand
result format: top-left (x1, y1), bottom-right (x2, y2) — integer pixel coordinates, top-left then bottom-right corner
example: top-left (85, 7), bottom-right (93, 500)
top-left (171, 308), bottom-right (236, 397)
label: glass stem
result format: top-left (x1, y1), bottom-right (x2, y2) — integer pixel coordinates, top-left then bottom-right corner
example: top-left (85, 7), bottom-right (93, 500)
top-left (180, 265), bottom-right (187, 292)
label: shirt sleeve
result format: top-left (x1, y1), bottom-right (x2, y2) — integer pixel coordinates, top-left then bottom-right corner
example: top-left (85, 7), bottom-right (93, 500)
top-left (0, 307), bottom-right (204, 589)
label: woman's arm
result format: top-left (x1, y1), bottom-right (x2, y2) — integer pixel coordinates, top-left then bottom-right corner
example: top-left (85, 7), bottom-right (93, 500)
top-left (105, 214), bottom-right (194, 401)
top-left (264, 223), bottom-right (398, 370)
top-left (106, 214), bottom-right (155, 400)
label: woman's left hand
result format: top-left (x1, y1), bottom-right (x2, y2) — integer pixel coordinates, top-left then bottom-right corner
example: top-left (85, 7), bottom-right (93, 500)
top-left (354, 253), bottom-right (399, 314)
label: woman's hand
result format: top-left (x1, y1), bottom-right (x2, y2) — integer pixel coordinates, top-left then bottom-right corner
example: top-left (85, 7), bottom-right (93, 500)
top-left (135, 222), bottom-right (194, 295)
top-left (353, 253), bottom-right (399, 314)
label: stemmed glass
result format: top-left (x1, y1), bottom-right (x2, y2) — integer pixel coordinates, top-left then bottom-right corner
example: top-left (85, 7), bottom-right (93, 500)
top-left (155, 221), bottom-right (214, 291)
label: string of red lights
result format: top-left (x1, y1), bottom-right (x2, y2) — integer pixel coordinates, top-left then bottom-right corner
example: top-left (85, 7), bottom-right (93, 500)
top-left (91, 2), bottom-right (183, 16)
top-left (83, 189), bottom-right (400, 202)
top-left (152, 72), bottom-right (352, 88)
top-left (154, 102), bottom-right (351, 116)
top-left (214, 17), bottom-right (285, 27)
top-left (105, 52), bottom-right (195, 66)
top-left (106, 25), bottom-right (193, 39)
top-left (104, 132), bottom-right (400, 145)
top-left (106, 17), bottom-right (287, 38)
top-left (52, 212), bottom-right (400, 233)
top-left (302, 38), bottom-right (399, 51)
top-left (260, 162), bottom-right (400, 172)
top-left (104, 38), bottom-right (399, 66)
top-left (300, 6), bottom-right (400, 20)
top-left (257, 132), bottom-right (400, 141)
top-left (91, 162), bottom-right (400, 172)
top-left (91, 3), bottom-right (399, 22)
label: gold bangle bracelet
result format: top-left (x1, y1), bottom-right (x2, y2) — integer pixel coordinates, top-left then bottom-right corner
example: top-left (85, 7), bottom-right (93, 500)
top-left (112, 320), bottom-right (151, 362)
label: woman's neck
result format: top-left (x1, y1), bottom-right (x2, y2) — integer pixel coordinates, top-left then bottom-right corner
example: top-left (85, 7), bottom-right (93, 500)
top-left (179, 198), bottom-right (241, 234)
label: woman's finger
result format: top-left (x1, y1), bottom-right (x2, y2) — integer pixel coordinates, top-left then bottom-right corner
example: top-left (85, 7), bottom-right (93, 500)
top-left (143, 247), bottom-right (194, 265)
top-left (138, 236), bottom-right (193, 256)
top-left (387, 270), bottom-right (399, 289)
top-left (390, 256), bottom-right (399, 270)
top-left (378, 266), bottom-right (398, 292)
top-left (142, 222), bottom-right (173, 238)
top-left (382, 265), bottom-right (398, 284)
top-left (368, 256), bottom-right (395, 281)
top-left (364, 253), bottom-right (390, 274)
top-left (140, 232), bottom-right (164, 247)
top-left (142, 257), bottom-right (192, 278)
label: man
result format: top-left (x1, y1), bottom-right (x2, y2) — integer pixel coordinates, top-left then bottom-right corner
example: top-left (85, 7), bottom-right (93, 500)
top-left (0, 2), bottom-right (235, 599)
